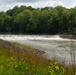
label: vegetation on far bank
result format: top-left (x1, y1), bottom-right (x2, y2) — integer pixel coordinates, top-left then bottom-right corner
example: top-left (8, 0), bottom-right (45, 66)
top-left (0, 5), bottom-right (76, 35)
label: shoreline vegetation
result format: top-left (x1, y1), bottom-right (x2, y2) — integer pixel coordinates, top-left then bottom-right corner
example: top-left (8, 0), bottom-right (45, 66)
top-left (0, 39), bottom-right (76, 75)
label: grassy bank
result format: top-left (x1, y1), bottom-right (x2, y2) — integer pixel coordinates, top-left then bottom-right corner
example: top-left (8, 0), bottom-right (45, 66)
top-left (0, 39), bottom-right (75, 75)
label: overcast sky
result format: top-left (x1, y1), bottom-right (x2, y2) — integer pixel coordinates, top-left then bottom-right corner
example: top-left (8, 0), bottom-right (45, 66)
top-left (0, 0), bottom-right (76, 11)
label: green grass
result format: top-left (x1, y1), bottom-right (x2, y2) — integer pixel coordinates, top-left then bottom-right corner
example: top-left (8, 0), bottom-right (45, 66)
top-left (0, 39), bottom-right (75, 75)
top-left (0, 56), bottom-right (65, 75)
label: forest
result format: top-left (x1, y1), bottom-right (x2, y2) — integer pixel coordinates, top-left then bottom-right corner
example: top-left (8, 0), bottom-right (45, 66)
top-left (0, 5), bottom-right (76, 34)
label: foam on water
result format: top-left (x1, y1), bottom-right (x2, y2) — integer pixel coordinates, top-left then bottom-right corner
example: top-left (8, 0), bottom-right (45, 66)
top-left (0, 35), bottom-right (74, 41)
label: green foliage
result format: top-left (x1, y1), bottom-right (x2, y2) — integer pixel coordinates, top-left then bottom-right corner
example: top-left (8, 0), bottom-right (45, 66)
top-left (0, 5), bottom-right (76, 34)
top-left (0, 56), bottom-right (27, 75)
top-left (48, 63), bottom-right (65, 75)
top-left (0, 56), bottom-right (65, 75)
top-left (0, 41), bottom-right (65, 75)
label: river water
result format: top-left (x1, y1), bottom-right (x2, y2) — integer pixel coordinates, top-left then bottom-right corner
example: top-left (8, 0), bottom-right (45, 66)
top-left (0, 34), bottom-right (76, 65)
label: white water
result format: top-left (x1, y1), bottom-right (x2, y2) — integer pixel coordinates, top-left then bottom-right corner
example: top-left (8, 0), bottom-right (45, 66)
top-left (0, 34), bottom-right (74, 41)
top-left (0, 34), bottom-right (76, 65)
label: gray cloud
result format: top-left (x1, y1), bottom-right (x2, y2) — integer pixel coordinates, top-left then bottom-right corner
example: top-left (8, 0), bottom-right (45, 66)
top-left (0, 0), bottom-right (75, 11)
top-left (0, 0), bottom-right (48, 3)
top-left (0, 0), bottom-right (65, 4)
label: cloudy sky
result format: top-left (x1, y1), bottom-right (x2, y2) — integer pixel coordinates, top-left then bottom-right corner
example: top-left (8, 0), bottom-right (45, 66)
top-left (0, 0), bottom-right (76, 11)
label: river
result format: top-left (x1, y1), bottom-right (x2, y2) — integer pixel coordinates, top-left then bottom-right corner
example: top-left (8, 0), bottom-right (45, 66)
top-left (0, 34), bottom-right (76, 65)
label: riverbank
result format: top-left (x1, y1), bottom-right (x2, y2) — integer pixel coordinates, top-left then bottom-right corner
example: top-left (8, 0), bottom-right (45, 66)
top-left (0, 39), bottom-right (46, 63)
top-left (0, 39), bottom-right (66, 75)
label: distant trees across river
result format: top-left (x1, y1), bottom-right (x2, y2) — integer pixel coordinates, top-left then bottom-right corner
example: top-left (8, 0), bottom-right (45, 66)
top-left (0, 5), bottom-right (76, 34)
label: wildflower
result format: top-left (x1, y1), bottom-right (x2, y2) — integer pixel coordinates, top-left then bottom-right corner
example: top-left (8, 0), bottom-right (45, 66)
top-left (55, 66), bottom-right (59, 70)
top-left (11, 57), bottom-right (14, 60)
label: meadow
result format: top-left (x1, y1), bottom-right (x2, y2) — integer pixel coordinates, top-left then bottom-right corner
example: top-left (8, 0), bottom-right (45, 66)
top-left (0, 39), bottom-right (75, 75)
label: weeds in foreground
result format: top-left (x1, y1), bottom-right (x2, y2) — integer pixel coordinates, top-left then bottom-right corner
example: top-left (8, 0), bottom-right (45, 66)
top-left (0, 39), bottom-right (75, 75)
top-left (0, 56), bottom-right (65, 75)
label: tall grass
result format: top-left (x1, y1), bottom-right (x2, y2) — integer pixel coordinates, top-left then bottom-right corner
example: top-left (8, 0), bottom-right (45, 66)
top-left (0, 39), bottom-right (75, 75)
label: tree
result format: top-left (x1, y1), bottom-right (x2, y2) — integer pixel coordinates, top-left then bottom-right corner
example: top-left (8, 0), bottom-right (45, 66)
top-left (0, 12), bottom-right (11, 32)
top-left (6, 6), bottom-right (19, 16)
top-left (3, 15), bottom-right (12, 32)
top-left (59, 9), bottom-right (70, 33)
top-left (14, 9), bottom-right (31, 33)
top-left (0, 5), bottom-right (75, 34)
top-left (48, 8), bottom-right (59, 34)
top-left (69, 7), bottom-right (76, 34)
top-left (36, 10), bottom-right (49, 34)
top-left (26, 10), bottom-right (38, 33)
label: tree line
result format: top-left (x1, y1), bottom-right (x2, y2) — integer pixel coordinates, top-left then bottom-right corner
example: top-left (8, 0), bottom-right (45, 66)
top-left (0, 5), bottom-right (76, 34)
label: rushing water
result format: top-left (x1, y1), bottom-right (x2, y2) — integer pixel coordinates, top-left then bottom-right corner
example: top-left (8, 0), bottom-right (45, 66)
top-left (0, 34), bottom-right (73, 41)
top-left (0, 34), bottom-right (76, 65)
